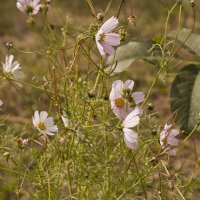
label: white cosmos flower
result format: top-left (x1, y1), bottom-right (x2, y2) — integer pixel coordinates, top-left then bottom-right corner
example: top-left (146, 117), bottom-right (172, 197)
top-left (2, 55), bottom-right (25, 86)
top-left (122, 108), bottom-right (140, 150)
top-left (160, 124), bottom-right (179, 156)
top-left (109, 80), bottom-right (145, 120)
top-left (95, 16), bottom-right (120, 56)
top-left (17, 0), bottom-right (41, 15)
top-left (32, 110), bottom-right (58, 135)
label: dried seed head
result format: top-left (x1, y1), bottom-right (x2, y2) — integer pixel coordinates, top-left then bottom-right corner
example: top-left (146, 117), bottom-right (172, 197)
top-left (190, 0), bottom-right (196, 7)
top-left (88, 90), bottom-right (96, 98)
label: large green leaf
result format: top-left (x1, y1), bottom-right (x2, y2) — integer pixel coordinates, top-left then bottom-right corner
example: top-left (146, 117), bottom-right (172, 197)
top-left (105, 38), bottom-right (161, 75)
top-left (168, 29), bottom-right (200, 56)
top-left (170, 64), bottom-right (200, 132)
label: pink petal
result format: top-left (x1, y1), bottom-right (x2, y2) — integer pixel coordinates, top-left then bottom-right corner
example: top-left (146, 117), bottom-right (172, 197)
top-left (123, 128), bottom-right (138, 150)
top-left (132, 92), bottom-right (145, 104)
top-left (113, 104), bottom-right (132, 120)
top-left (104, 33), bottom-right (120, 46)
top-left (100, 16), bottom-right (119, 33)
top-left (101, 41), bottom-right (115, 55)
top-left (124, 80), bottom-right (134, 90)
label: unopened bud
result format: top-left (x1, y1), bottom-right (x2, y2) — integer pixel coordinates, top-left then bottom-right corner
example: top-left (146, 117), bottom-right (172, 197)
top-left (147, 103), bottom-right (154, 111)
top-left (88, 90), bottom-right (96, 98)
top-left (3, 152), bottom-right (10, 161)
top-left (190, 0), bottom-right (196, 7)
top-left (96, 13), bottom-right (104, 22)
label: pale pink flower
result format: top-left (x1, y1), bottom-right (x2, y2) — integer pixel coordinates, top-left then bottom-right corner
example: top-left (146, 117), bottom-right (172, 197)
top-left (160, 124), bottom-right (179, 156)
top-left (33, 111), bottom-right (58, 135)
top-left (122, 108), bottom-right (140, 150)
top-left (109, 80), bottom-right (145, 120)
top-left (17, 0), bottom-right (41, 15)
top-left (95, 16), bottom-right (120, 56)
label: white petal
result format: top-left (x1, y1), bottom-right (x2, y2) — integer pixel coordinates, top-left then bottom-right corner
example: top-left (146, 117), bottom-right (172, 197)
top-left (100, 16), bottom-right (119, 33)
top-left (96, 40), bottom-right (105, 56)
top-left (46, 125), bottom-right (58, 133)
top-left (33, 110), bottom-right (40, 126)
top-left (123, 108), bottom-right (140, 128)
top-left (44, 117), bottom-right (54, 127)
top-left (123, 128), bottom-right (138, 150)
top-left (109, 80), bottom-right (123, 101)
top-left (39, 111), bottom-right (48, 122)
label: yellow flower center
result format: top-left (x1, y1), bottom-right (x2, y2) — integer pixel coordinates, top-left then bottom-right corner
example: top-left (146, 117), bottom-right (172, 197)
top-left (115, 98), bottom-right (125, 107)
top-left (38, 122), bottom-right (46, 130)
top-left (99, 33), bottom-right (105, 41)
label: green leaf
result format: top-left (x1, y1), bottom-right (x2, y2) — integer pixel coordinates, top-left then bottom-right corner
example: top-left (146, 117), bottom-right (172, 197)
top-left (170, 64), bottom-right (200, 132)
top-left (168, 29), bottom-right (200, 56)
top-left (105, 38), bottom-right (161, 75)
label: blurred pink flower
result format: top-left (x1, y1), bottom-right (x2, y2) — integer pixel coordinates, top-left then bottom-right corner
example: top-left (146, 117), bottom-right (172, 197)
top-left (17, 0), bottom-right (41, 15)
top-left (160, 124), bottom-right (179, 156)
top-left (109, 80), bottom-right (145, 120)
top-left (122, 108), bottom-right (140, 150)
top-left (95, 16), bottom-right (120, 56)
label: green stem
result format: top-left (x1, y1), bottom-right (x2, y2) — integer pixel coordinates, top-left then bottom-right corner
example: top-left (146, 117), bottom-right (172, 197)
top-left (141, 67), bottom-right (163, 108)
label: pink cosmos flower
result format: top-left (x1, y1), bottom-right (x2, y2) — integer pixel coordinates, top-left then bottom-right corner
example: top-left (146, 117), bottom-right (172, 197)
top-left (109, 80), bottom-right (145, 120)
top-left (122, 108), bottom-right (140, 150)
top-left (17, 0), bottom-right (41, 15)
top-left (95, 16), bottom-right (120, 56)
top-left (160, 124), bottom-right (179, 156)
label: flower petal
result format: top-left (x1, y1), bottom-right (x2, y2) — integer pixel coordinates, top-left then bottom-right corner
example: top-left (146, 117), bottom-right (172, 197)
top-left (100, 41), bottom-right (115, 55)
top-left (131, 92), bottom-right (145, 104)
top-left (104, 33), bottom-right (120, 46)
top-left (123, 80), bottom-right (134, 90)
top-left (40, 111), bottom-right (48, 122)
top-left (96, 40), bottom-right (105, 56)
top-left (123, 128), bottom-right (138, 150)
top-left (123, 108), bottom-right (140, 128)
top-left (100, 16), bottom-right (119, 33)
top-left (109, 80), bottom-right (123, 101)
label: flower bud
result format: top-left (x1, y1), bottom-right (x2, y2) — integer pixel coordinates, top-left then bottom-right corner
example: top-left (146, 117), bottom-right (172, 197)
top-left (147, 103), bottom-right (154, 111)
top-left (88, 90), bottom-right (96, 98)
top-left (3, 152), bottom-right (10, 161)
top-left (96, 13), bottom-right (104, 22)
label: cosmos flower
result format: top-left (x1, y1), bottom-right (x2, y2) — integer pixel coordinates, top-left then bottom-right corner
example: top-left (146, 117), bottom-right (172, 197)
top-left (16, 0), bottom-right (41, 15)
top-left (32, 111), bottom-right (58, 135)
top-left (95, 16), bottom-right (120, 56)
top-left (2, 55), bottom-right (25, 86)
top-left (122, 108), bottom-right (140, 150)
top-left (160, 124), bottom-right (179, 156)
top-left (109, 80), bottom-right (145, 120)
